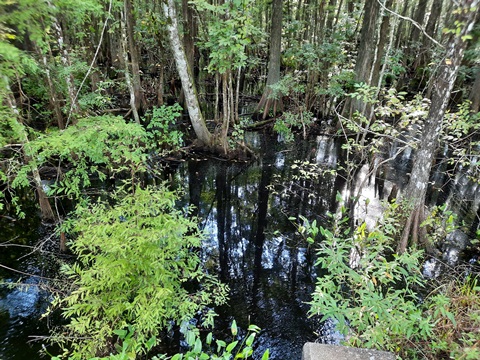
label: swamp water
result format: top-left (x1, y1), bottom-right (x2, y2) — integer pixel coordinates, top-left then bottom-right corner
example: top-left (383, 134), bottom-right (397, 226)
top-left (1, 133), bottom-right (479, 359)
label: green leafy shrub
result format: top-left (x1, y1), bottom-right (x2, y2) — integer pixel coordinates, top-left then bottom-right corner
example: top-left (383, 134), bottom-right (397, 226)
top-left (309, 204), bottom-right (432, 355)
top-left (166, 320), bottom-right (269, 360)
top-left (47, 185), bottom-right (229, 359)
top-left (145, 104), bottom-right (184, 150)
top-left (27, 115), bottom-right (148, 198)
top-left (273, 111), bottom-right (314, 143)
top-left (304, 201), bottom-right (480, 359)
top-left (428, 276), bottom-right (480, 359)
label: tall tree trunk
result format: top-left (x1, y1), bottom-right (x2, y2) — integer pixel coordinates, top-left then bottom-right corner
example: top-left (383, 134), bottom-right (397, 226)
top-left (398, 0), bottom-right (479, 253)
top-left (409, 0), bottom-right (429, 45)
top-left (255, 0), bottom-right (283, 119)
top-left (121, 8), bottom-right (141, 124)
top-left (325, 0), bottom-right (338, 32)
top-left (125, 0), bottom-right (145, 111)
top-left (414, 0), bottom-right (444, 71)
top-left (469, 68), bottom-right (480, 112)
top-left (182, 0), bottom-right (197, 76)
top-left (157, 64), bottom-right (165, 106)
top-left (47, 1), bottom-right (80, 123)
top-left (40, 51), bottom-right (65, 129)
top-left (342, 0), bottom-right (380, 118)
top-left (163, 0), bottom-right (212, 145)
top-left (370, 0), bottom-right (394, 90)
top-left (394, 0), bottom-right (410, 50)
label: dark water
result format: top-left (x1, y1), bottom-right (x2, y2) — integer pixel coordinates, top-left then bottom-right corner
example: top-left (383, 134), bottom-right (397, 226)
top-left (0, 197), bottom-right (59, 359)
top-left (168, 133), bottom-right (338, 359)
top-left (1, 132), bottom-right (479, 359)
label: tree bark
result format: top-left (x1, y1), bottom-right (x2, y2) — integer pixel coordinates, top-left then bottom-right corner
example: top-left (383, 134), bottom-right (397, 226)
top-left (409, 0), bottom-right (429, 45)
top-left (125, 0), bottom-right (145, 111)
top-left (255, 0), bottom-right (283, 119)
top-left (40, 52), bottom-right (65, 129)
top-left (398, 0), bottom-right (479, 253)
top-left (163, 0), bottom-right (212, 145)
top-left (120, 8), bottom-right (141, 124)
top-left (469, 67), bottom-right (480, 112)
top-left (47, 1), bottom-right (80, 123)
top-left (182, 0), bottom-right (197, 77)
top-left (371, 0), bottom-right (394, 90)
top-left (414, 0), bottom-right (444, 71)
top-left (342, 0), bottom-right (381, 118)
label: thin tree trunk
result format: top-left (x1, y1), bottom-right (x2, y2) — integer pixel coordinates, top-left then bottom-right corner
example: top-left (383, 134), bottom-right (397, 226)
top-left (182, 0), bottom-right (197, 77)
top-left (40, 52), bottom-right (65, 129)
top-left (371, 0), bottom-right (394, 90)
top-left (398, 0), bottom-right (479, 253)
top-left (469, 68), bottom-right (480, 112)
top-left (235, 66), bottom-right (242, 124)
top-left (325, 0), bottom-right (338, 32)
top-left (342, 0), bottom-right (380, 118)
top-left (47, 1), bottom-right (80, 123)
top-left (255, 0), bottom-right (283, 119)
top-left (394, 0), bottom-right (410, 49)
top-left (121, 8), bottom-right (141, 124)
top-left (414, 0), bottom-right (444, 71)
top-left (377, 5), bottom-right (398, 89)
top-left (410, 0), bottom-right (429, 45)
top-left (157, 64), bottom-right (164, 106)
top-left (125, 0), bottom-right (145, 111)
top-left (222, 73), bottom-right (229, 153)
top-left (332, 0), bottom-right (344, 31)
top-left (163, 0), bottom-right (212, 145)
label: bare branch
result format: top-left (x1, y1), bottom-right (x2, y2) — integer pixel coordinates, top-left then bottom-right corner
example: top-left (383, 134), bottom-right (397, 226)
top-left (376, 0), bottom-right (444, 48)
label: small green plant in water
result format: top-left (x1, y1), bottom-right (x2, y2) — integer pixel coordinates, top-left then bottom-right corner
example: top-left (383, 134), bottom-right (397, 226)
top-left (50, 321), bottom-right (269, 360)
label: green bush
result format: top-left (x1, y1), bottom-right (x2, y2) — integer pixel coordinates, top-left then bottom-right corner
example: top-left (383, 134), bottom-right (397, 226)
top-left (309, 204), bottom-right (432, 355)
top-left (145, 104), bottom-right (184, 150)
top-left (47, 185), bottom-right (228, 359)
top-left (305, 201), bottom-right (480, 359)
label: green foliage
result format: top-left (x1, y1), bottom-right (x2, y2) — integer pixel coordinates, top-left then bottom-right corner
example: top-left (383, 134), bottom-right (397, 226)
top-left (443, 101), bottom-right (480, 182)
top-left (50, 321), bottom-right (269, 360)
top-left (341, 87), bottom-right (428, 157)
top-left (347, 82), bottom-right (379, 105)
top-left (194, 0), bottom-right (262, 74)
top-left (273, 111), bottom-right (314, 143)
top-left (0, 105), bottom-right (23, 147)
top-left (382, 48), bottom-right (406, 80)
top-left (48, 185), bottom-right (229, 359)
top-left (316, 70), bottom-right (355, 99)
top-left (309, 203), bottom-right (432, 355)
top-left (1, 108), bottom-right (191, 219)
top-left (425, 275), bottom-right (480, 359)
top-left (163, 321), bottom-right (268, 360)
top-left (303, 201), bottom-right (480, 358)
top-left (145, 103), bottom-right (184, 149)
top-left (27, 115), bottom-right (148, 198)
top-left (444, 101), bottom-right (480, 139)
top-left (420, 204), bottom-right (458, 247)
top-left (228, 117), bottom-right (251, 149)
